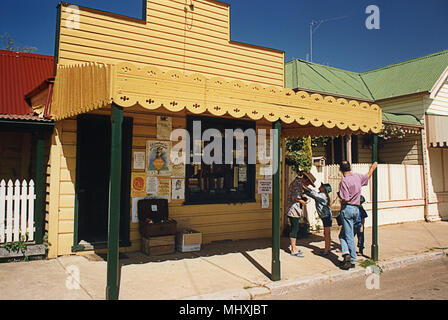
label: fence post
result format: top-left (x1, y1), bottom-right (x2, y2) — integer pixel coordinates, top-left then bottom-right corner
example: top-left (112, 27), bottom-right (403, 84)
top-left (20, 180), bottom-right (28, 240)
top-left (13, 180), bottom-right (20, 242)
top-left (28, 180), bottom-right (35, 241)
top-left (6, 180), bottom-right (13, 242)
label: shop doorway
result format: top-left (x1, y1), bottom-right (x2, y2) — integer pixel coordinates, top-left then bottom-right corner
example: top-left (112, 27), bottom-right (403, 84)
top-left (75, 114), bottom-right (133, 247)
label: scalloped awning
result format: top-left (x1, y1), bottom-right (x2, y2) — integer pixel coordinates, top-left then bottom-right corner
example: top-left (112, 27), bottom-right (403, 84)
top-left (49, 62), bottom-right (382, 137)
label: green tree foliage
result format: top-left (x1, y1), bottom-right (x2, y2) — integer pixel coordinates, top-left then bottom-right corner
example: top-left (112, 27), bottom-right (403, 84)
top-left (285, 136), bottom-right (313, 173)
top-left (1, 32), bottom-right (37, 53)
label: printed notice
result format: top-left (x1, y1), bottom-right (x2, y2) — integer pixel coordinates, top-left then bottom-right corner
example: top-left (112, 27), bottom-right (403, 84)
top-left (146, 176), bottom-right (158, 196)
top-left (133, 151), bottom-right (146, 170)
top-left (257, 179), bottom-right (272, 194)
top-left (157, 116), bottom-right (172, 140)
top-left (171, 179), bottom-right (185, 200)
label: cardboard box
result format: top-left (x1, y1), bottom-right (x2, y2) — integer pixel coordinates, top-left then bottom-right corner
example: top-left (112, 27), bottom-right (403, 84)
top-left (177, 230), bottom-right (202, 252)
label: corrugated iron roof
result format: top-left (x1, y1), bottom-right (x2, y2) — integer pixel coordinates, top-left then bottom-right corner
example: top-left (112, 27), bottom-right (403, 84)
top-left (361, 50), bottom-right (448, 100)
top-left (0, 49), bottom-right (54, 116)
top-left (0, 114), bottom-right (53, 122)
top-left (285, 59), bottom-right (373, 101)
top-left (286, 49), bottom-right (448, 102)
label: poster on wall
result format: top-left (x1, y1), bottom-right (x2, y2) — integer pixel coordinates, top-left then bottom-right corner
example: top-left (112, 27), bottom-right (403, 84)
top-left (238, 166), bottom-right (247, 182)
top-left (158, 178), bottom-right (171, 202)
top-left (146, 176), bottom-right (159, 196)
top-left (261, 194), bottom-right (269, 209)
top-left (131, 172), bottom-right (147, 198)
top-left (157, 116), bottom-right (172, 140)
top-left (133, 151), bottom-right (146, 171)
top-left (146, 140), bottom-right (171, 176)
top-left (131, 197), bottom-right (145, 223)
top-left (171, 179), bottom-right (185, 200)
top-left (257, 179), bottom-right (272, 194)
top-left (171, 163), bottom-right (185, 178)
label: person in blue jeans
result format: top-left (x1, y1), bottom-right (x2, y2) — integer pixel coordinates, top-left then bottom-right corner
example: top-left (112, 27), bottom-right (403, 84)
top-left (303, 182), bottom-right (333, 256)
top-left (338, 161), bottom-right (377, 270)
top-left (354, 195), bottom-right (368, 256)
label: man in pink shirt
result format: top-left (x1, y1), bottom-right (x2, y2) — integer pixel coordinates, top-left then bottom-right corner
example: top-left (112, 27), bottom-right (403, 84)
top-left (338, 161), bottom-right (377, 270)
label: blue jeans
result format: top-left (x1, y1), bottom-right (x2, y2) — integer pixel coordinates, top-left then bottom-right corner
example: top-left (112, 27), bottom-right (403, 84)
top-left (339, 204), bottom-right (359, 264)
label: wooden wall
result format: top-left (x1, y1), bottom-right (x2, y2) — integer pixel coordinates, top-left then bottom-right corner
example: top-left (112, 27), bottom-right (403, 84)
top-left (425, 78), bottom-right (448, 116)
top-left (57, 0), bottom-right (284, 87)
top-left (0, 132), bottom-right (33, 181)
top-left (377, 94), bottom-right (426, 121)
top-left (379, 134), bottom-right (423, 165)
top-left (47, 105), bottom-right (283, 256)
top-left (45, 120), bottom-right (77, 257)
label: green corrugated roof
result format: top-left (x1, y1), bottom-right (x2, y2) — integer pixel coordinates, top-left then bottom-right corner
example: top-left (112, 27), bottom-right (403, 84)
top-left (285, 50), bottom-right (448, 102)
top-left (360, 50), bottom-right (448, 100)
top-left (285, 60), bottom-right (373, 101)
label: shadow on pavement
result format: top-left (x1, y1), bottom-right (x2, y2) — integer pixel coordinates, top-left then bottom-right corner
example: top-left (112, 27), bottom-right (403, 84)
top-left (86, 231), bottom-right (347, 281)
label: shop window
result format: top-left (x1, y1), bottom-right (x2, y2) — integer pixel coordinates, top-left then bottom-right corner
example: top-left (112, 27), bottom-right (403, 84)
top-left (185, 116), bottom-right (256, 204)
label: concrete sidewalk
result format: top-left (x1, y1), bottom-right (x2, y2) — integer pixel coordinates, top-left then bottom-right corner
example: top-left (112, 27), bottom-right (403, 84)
top-left (0, 221), bottom-right (447, 300)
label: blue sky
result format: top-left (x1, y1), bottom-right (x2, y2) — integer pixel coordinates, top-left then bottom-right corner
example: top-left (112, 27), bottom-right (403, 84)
top-left (1, 0), bottom-right (447, 72)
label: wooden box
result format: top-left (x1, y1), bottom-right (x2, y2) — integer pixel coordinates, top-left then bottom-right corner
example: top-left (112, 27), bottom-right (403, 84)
top-left (139, 219), bottom-right (177, 237)
top-left (177, 230), bottom-right (202, 252)
top-left (138, 198), bottom-right (177, 237)
top-left (141, 235), bottom-right (175, 256)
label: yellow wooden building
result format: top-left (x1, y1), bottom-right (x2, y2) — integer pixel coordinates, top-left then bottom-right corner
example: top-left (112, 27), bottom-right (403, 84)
top-left (28, 0), bottom-right (382, 260)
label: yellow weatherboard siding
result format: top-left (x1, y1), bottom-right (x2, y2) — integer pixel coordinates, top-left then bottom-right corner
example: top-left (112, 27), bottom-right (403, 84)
top-left (47, 107), bottom-right (282, 255)
top-left (57, 1), bottom-right (284, 87)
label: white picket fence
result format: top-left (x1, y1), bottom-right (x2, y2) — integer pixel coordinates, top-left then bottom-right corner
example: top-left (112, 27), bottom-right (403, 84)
top-left (0, 179), bottom-right (36, 243)
top-left (323, 163), bottom-right (424, 205)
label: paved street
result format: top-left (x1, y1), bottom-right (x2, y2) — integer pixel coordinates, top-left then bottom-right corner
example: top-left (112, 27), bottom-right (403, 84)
top-left (259, 257), bottom-right (448, 300)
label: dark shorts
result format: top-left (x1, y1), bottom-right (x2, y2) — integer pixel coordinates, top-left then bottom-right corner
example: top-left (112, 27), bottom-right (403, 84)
top-left (321, 216), bottom-right (332, 228)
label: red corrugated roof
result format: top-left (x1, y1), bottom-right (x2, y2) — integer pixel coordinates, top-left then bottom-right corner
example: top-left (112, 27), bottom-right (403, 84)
top-left (0, 49), bottom-right (54, 115)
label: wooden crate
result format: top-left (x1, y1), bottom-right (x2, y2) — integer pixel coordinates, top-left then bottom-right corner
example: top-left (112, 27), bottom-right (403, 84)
top-left (141, 235), bottom-right (175, 256)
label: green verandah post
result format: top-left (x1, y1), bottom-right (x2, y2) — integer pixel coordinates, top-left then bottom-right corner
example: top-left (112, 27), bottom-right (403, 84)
top-left (106, 103), bottom-right (123, 300)
top-left (272, 120), bottom-right (281, 281)
top-left (371, 134), bottom-right (379, 261)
